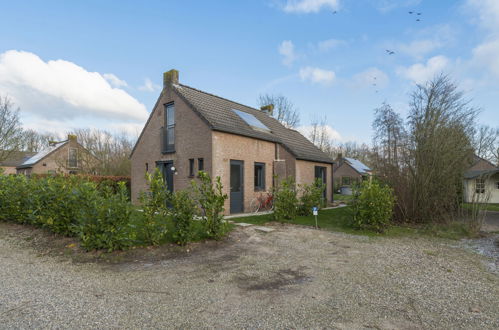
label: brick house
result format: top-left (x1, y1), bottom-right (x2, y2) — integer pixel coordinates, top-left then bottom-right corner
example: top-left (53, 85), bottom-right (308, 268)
top-left (0, 151), bottom-right (36, 174)
top-left (463, 155), bottom-right (499, 203)
top-left (16, 135), bottom-right (98, 175)
top-left (130, 69), bottom-right (334, 214)
top-left (333, 155), bottom-right (372, 194)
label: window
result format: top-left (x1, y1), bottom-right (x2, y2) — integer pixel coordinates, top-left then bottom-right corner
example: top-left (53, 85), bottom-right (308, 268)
top-left (254, 162), bottom-right (265, 191)
top-left (475, 178), bottom-right (485, 194)
top-left (496, 181), bottom-right (499, 189)
top-left (145, 163), bottom-right (149, 172)
top-left (198, 158), bottom-right (204, 172)
top-left (162, 103), bottom-right (175, 153)
top-left (68, 148), bottom-right (78, 168)
top-left (341, 176), bottom-right (351, 186)
top-left (189, 159), bottom-right (194, 177)
top-left (232, 109), bottom-right (271, 132)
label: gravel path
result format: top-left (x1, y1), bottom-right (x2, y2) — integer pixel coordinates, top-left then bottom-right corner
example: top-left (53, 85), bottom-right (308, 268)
top-left (1, 222), bottom-right (498, 329)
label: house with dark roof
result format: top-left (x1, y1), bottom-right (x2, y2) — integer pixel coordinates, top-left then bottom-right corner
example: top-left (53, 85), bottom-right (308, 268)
top-left (333, 155), bottom-right (372, 194)
top-left (131, 69), bottom-right (334, 214)
top-left (0, 151), bottom-right (36, 174)
top-left (463, 155), bottom-right (499, 203)
top-left (16, 135), bottom-right (99, 175)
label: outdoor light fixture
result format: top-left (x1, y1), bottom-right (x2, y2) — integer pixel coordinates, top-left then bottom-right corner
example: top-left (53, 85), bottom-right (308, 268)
top-left (170, 166), bottom-right (176, 171)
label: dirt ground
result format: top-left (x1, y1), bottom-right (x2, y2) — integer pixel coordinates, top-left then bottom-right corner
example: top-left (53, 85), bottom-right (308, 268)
top-left (0, 222), bottom-right (498, 329)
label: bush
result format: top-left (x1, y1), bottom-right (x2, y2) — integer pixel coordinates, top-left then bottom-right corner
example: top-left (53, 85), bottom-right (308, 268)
top-left (298, 178), bottom-right (325, 216)
top-left (191, 171), bottom-right (228, 240)
top-left (273, 177), bottom-right (298, 221)
top-left (170, 190), bottom-right (196, 245)
top-left (138, 169), bottom-right (170, 245)
top-left (351, 180), bottom-right (395, 232)
top-left (75, 182), bottom-right (134, 251)
top-left (0, 174), bottom-right (33, 224)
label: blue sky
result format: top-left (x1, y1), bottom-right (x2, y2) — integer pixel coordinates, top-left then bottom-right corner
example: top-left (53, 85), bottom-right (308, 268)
top-left (0, 0), bottom-right (497, 143)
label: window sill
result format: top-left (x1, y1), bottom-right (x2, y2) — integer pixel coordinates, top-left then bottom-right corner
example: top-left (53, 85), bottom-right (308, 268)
top-left (162, 150), bottom-right (175, 154)
top-left (254, 187), bottom-right (265, 192)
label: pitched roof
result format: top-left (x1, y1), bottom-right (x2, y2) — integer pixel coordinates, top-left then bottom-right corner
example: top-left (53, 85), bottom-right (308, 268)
top-left (0, 151), bottom-right (37, 167)
top-left (172, 83), bottom-right (333, 164)
top-left (344, 157), bottom-right (371, 174)
top-left (17, 141), bottom-right (68, 168)
top-left (464, 168), bottom-right (499, 179)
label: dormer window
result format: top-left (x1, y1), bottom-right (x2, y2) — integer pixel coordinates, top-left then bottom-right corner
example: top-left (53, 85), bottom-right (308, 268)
top-left (162, 103), bottom-right (175, 153)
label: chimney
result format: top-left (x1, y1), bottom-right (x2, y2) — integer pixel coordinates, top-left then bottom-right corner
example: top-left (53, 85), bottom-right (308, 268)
top-left (68, 134), bottom-right (77, 142)
top-left (163, 69), bottom-right (179, 88)
top-left (260, 104), bottom-right (274, 116)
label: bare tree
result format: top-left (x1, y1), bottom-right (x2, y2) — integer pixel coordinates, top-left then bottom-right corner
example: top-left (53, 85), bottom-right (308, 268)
top-left (21, 129), bottom-right (58, 152)
top-left (257, 94), bottom-right (300, 128)
top-left (472, 125), bottom-right (499, 165)
top-left (70, 128), bottom-right (134, 176)
top-left (308, 116), bottom-right (334, 154)
top-left (0, 96), bottom-right (24, 163)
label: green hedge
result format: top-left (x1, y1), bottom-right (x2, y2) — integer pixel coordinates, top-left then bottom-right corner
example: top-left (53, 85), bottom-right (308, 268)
top-left (0, 171), bottom-right (228, 251)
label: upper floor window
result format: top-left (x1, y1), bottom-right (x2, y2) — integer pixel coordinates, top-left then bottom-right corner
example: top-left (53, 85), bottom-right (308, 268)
top-left (162, 103), bottom-right (175, 153)
top-left (254, 162), bottom-right (265, 191)
top-left (68, 148), bottom-right (78, 168)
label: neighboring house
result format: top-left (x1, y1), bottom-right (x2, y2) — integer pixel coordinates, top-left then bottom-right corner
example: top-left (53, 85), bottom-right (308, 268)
top-left (16, 135), bottom-right (98, 175)
top-left (463, 155), bottom-right (499, 204)
top-left (333, 155), bottom-right (372, 194)
top-left (0, 151), bottom-right (36, 174)
top-left (131, 69), bottom-right (334, 214)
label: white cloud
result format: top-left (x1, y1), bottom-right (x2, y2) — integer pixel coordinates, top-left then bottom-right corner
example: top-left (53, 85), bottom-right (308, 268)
top-left (299, 66), bottom-right (335, 85)
top-left (103, 73), bottom-right (128, 87)
top-left (297, 124), bottom-right (342, 142)
top-left (317, 38), bottom-right (346, 52)
top-left (352, 67), bottom-right (389, 88)
top-left (138, 78), bottom-right (161, 92)
top-left (471, 39), bottom-right (499, 78)
top-left (283, 0), bottom-right (339, 13)
top-left (466, 0), bottom-right (499, 33)
top-left (397, 39), bottom-right (442, 59)
top-left (0, 50), bottom-right (148, 122)
top-left (278, 40), bottom-right (297, 66)
top-left (373, 0), bottom-right (421, 13)
top-left (396, 55), bottom-right (449, 84)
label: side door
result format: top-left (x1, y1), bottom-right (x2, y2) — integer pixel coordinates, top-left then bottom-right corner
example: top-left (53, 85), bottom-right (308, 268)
top-left (230, 160), bottom-right (244, 214)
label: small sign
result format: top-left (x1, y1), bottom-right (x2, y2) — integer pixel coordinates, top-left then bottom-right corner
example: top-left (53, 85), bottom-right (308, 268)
top-left (312, 207), bottom-right (318, 216)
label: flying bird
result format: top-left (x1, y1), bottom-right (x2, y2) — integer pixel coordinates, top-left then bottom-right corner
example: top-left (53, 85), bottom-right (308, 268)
top-left (417, 12), bottom-right (422, 15)
top-left (408, 11), bottom-right (413, 14)
top-left (416, 18), bottom-right (421, 21)
top-left (385, 49), bottom-right (395, 55)
top-left (332, 10), bottom-right (337, 14)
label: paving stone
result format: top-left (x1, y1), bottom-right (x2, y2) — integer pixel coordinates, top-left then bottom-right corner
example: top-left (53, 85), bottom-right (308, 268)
top-left (254, 226), bottom-right (275, 233)
top-left (234, 222), bottom-right (253, 227)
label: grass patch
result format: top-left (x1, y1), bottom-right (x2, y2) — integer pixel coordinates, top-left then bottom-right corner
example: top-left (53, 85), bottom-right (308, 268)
top-left (334, 194), bottom-right (353, 203)
top-left (231, 206), bottom-right (473, 240)
top-left (462, 203), bottom-right (499, 212)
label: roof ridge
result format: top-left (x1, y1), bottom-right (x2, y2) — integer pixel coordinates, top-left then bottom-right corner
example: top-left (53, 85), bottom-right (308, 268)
top-left (176, 83), bottom-right (262, 113)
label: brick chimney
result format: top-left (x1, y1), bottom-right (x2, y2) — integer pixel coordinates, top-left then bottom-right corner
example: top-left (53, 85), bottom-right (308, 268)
top-left (260, 104), bottom-right (274, 116)
top-left (163, 69), bottom-right (179, 88)
top-left (68, 134), bottom-right (77, 142)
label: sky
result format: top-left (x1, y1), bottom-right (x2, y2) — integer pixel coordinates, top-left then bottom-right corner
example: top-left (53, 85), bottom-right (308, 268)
top-left (0, 0), bottom-right (498, 144)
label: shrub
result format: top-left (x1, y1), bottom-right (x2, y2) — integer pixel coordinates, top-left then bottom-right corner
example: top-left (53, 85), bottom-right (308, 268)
top-left (0, 174), bottom-right (33, 224)
top-left (273, 177), bottom-right (298, 221)
top-left (191, 171), bottom-right (228, 240)
top-left (298, 178), bottom-right (326, 216)
top-left (170, 190), bottom-right (196, 245)
top-left (75, 182), bottom-right (134, 251)
top-left (351, 180), bottom-right (395, 232)
top-left (138, 169), bottom-right (170, 245)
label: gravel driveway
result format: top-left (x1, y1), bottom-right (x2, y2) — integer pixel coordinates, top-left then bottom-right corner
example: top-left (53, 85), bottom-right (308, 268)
top-left (1, 222), bottom-right (498, 329)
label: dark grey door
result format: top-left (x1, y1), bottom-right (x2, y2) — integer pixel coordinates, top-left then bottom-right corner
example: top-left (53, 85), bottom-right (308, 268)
top-left (315, 166), bottom-right (327, 201)
top-left (230, 160), bottom-right (244, 214)
top-left (157, 161), bottom-right (174, 193)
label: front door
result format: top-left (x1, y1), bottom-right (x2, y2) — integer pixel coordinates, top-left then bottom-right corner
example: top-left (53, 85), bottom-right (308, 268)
top-left (157, 161), bottom-right (174, 193)
top-left (315, 166), bottom-right (327, 201)
top-left (230, 160), bottom-right (244, 214)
